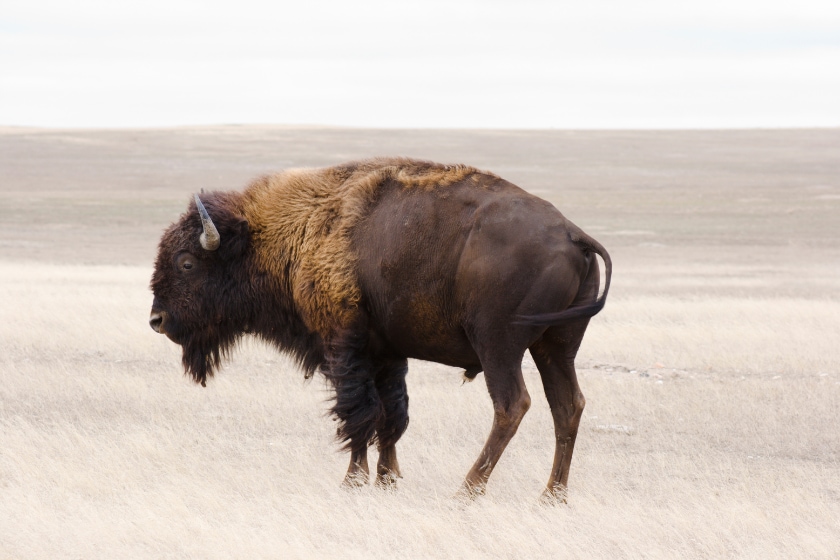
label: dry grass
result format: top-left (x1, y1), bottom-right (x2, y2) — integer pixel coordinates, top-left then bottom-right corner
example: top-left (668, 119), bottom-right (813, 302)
top-left (2, 261), bottom-right (838, 559)
top-left (585, 294), bottom-right (840, 375)
top-left (2, 128), bottom-right (839, 558)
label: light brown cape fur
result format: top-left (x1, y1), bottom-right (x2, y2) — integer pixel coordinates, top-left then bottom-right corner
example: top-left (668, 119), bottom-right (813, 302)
top-left (240, 158), bottom-right (486, 336)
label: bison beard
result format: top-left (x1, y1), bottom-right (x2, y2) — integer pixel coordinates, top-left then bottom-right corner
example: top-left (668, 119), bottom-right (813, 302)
top-left (149, 158), bottom-right (611, 499)
top-left (180, 326), bottom-right (239, 388)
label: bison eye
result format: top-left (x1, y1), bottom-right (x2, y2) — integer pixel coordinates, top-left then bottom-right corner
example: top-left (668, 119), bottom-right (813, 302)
top-left (175, 252), bottom-right (197, 273)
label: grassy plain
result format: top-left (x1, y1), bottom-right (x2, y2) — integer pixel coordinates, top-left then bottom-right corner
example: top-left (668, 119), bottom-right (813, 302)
top-left (1, 128), bottom-right (838, 558)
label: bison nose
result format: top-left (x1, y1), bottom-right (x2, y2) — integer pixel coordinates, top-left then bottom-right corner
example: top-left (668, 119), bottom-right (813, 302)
top-left (149, 311), bottom-right (164, 333)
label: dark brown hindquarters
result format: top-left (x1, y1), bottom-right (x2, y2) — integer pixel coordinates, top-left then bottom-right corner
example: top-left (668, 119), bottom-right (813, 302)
top-left (529, 252), bottom-right (601, 502)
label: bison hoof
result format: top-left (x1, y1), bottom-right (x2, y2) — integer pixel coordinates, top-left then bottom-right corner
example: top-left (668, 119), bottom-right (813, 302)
top-left (455, 481), bottom-right (486, 501)
top-left (341, 472), bottom-right (370, 489)
top-left (539, 485), bottom-right (569, 506)
top-left (375, 471), bottom-right (400, 489)
top-left (376, 473), bottom-right (397, 490)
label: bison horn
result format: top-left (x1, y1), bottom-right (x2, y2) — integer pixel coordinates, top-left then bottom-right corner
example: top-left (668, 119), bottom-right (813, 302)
top-left (194, 194), bottom-right (220, 251)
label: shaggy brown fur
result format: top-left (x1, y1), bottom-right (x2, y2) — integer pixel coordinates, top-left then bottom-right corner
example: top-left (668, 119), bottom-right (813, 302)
top-left (240, 158), bottom-right (485, 336)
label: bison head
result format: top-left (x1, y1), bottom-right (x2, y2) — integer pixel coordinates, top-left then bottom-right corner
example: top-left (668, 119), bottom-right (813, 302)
top-left (149, 192), bottom-right (250, 386)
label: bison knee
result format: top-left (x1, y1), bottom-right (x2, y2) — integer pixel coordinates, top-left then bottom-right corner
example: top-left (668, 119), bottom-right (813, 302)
top-left (494, 391), bottom-right (531, 429)
top-left (573, 391), bottom-right (586, 415)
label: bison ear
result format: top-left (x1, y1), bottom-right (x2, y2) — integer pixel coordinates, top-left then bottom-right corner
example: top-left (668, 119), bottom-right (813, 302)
top-left (219, 217), bottom-right (249, 260)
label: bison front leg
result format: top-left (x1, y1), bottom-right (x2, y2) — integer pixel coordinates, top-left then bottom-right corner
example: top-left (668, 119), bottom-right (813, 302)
top-left (343, 448), bottom-right (370, 488)
top-left (374, 359), bottom-right (409, 487)
top-left (324, 330), bottom-right (383, 488)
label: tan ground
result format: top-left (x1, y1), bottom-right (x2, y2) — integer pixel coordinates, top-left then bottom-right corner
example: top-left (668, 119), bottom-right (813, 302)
top-left (1, 127), bottom-right (838, 558)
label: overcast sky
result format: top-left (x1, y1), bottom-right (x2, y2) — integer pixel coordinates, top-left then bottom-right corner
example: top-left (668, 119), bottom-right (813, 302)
top-left (2, 0), bottom-right (839, 128)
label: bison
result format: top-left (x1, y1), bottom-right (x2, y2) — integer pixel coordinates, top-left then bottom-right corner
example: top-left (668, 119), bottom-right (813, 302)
top-left (149, 158), bottom-right (611, 500)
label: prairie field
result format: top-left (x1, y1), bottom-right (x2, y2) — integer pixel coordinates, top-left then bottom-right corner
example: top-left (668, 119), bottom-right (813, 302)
top-left (1, 128), bottom-right (839, 558)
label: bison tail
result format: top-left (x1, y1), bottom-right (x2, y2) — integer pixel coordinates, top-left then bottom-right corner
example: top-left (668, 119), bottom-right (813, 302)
top-left (515, 230), bottom-right (612, 327)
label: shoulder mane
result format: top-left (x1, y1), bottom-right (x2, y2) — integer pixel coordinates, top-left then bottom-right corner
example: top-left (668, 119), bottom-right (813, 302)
top-left (241, 158), bottom-right (486, 336)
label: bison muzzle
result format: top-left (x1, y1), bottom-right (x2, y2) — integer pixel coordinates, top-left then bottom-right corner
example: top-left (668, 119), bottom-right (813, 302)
top-left (149, 158), bottom-right (612, 501)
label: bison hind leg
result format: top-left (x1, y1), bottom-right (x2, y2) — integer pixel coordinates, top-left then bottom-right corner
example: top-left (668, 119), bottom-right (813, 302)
top-left (460, 348), bottom-right (531, 498)
top-left (530, 321), bottom-right (590, 503)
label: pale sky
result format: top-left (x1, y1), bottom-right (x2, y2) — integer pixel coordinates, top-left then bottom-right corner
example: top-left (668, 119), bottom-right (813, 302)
top-left (2, 0), bottom-right (839, 128)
